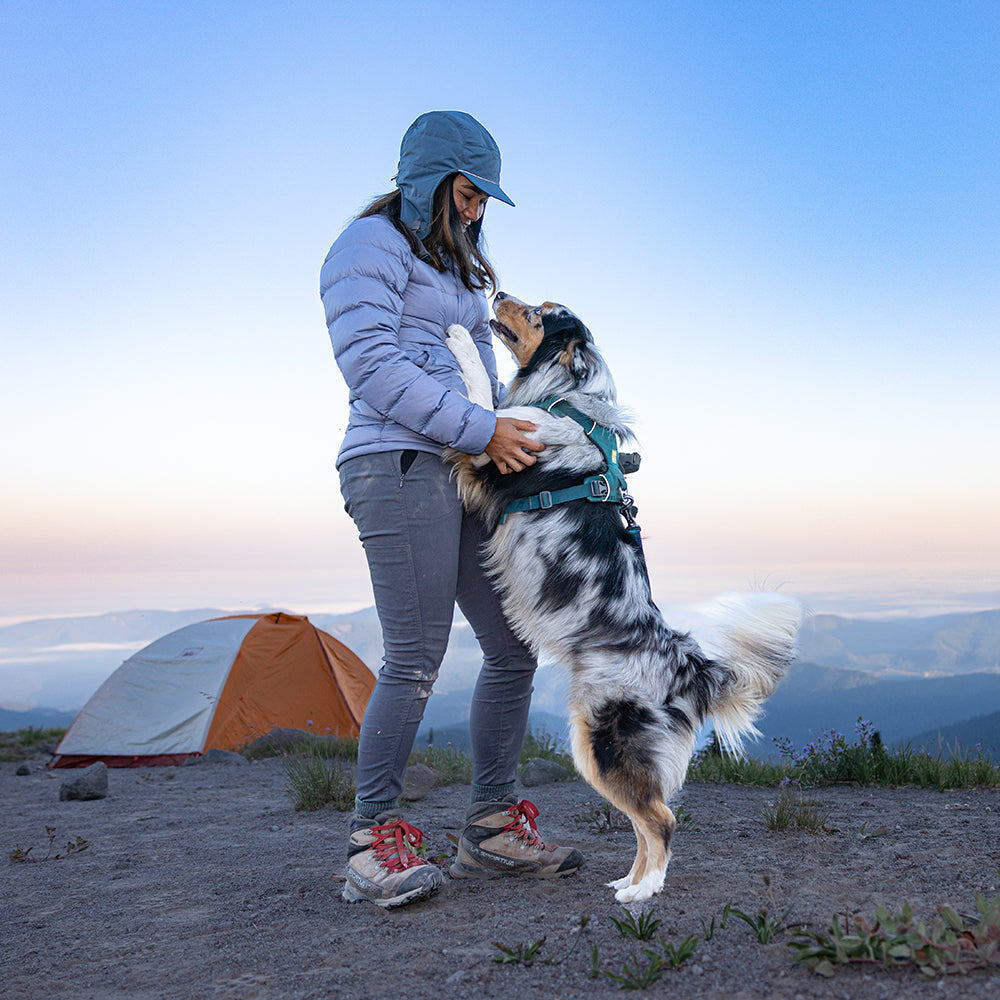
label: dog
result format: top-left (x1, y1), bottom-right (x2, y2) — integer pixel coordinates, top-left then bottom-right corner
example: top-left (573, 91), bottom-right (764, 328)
top-left (445, 292), bottom-right (802, 903)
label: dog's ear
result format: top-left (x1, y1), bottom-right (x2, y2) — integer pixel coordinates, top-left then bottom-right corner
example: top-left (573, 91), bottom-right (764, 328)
top-left (542, 308), bottom-right (592, 343)
top-left (541, 308), bottom-right (598, 384)
top-left (560, 338), bottom-right (599, 381)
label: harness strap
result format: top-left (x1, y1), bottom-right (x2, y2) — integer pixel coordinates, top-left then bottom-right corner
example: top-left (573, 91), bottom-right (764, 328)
top-left (499, 397), bottom-right (628, 524)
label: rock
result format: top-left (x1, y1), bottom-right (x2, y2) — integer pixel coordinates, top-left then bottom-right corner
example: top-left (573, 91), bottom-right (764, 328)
top-left (181, 748), bottom-right (249, 766)
top-left (16, 763), bottom-right (31, 776)
top-left (520, 757), bottom-right (572, 786)
top-left (401, 763), bottom-right (436, 801)
top-left (59, 762), bottom-right (108, 801)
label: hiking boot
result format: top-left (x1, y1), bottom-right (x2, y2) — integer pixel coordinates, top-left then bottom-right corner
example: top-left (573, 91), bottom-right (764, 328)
top-left (343, 813), bottom-right (444, 908)
top-left (450, 796), bottom-right (584, 880)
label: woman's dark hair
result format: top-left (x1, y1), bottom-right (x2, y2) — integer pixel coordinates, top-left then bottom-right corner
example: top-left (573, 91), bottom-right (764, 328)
top-left (358, 174), bottom-right (498, 294)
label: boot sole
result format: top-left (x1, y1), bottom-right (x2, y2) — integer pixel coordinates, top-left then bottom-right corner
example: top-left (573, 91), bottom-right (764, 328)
top-left (342, 877), bottom-right (443, 908)
top-left (449, 860), bottom-right (580, 880)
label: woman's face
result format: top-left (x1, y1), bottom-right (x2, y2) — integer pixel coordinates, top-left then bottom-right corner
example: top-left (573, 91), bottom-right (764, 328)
top-left (452, 174), bottom-right (489, 228)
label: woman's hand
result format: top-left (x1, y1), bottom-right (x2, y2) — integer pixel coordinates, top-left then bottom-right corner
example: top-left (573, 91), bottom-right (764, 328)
top-left (484, 416), bottom-right (545, 474)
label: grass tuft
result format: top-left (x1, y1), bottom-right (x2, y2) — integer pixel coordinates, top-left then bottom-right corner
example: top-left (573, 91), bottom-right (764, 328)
top-left (282, 744), bottom-right (356, 812)
top-left (762, 788), bottom-right (833, 833)
top-left (407, 744), bottom-right (473, 785)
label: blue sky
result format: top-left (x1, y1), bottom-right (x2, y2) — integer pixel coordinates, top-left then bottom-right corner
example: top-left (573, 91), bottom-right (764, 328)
top-left (2, 0), bottom-right (999, 622)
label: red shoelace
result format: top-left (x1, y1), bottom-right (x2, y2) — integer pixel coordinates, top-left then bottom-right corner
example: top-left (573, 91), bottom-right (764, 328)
top-left (502, 799), bottom-right (556, 852)
top-left (368, 818), bottom-right (426, 872)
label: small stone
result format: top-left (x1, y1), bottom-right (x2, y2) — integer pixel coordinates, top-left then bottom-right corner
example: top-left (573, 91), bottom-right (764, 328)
top-left (401, 763), bottom-right (436, 801)
top-left (16, 763), bottom-right (31, 776)
top-left (59, 761), bottom-right (108, 801)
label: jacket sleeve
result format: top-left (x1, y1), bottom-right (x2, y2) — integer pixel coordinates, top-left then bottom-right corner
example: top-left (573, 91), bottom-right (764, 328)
top-left (320, 220), bottom-right (497, 453)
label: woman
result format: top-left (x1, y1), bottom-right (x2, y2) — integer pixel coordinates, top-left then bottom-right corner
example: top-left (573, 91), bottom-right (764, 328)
top-left (320, 111), bottom-right (583, 908)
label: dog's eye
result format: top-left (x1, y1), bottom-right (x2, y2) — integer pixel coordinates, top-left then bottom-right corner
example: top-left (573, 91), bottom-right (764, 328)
top-left (528, 307), bottom-right (541, 319)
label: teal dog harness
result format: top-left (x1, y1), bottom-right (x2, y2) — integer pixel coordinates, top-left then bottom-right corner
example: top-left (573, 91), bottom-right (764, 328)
top-left (499, 397), bottom-right (630, 524)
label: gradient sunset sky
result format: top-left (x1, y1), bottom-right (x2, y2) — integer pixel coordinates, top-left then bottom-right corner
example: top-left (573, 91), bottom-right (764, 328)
top-left (3, 0), bottom-right (998, 622)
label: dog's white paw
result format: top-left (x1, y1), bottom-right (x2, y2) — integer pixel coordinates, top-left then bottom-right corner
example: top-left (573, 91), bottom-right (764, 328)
top-left (606, 875), bottom-right (634, 891)
top-left (445, 322), bottom-right (475, 355)
top-left (445, 324), bottom-right (492, 409)
top-left (613, 870), bottom-right (665, 904)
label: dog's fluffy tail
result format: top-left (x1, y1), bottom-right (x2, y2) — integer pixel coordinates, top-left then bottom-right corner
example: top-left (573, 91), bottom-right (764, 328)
top-left (698, 592), bottom-right (803, 754)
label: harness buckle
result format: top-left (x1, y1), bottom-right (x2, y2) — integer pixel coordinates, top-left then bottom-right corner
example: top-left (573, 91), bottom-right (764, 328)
top-left (539, 491), bottom-right (554, 509)
top-left (589, 475), bottom-right (611, 500)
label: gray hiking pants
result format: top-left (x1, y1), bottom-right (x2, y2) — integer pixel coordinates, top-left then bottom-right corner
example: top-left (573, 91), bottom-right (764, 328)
top-left (339, 450), bottom-right (537, 807)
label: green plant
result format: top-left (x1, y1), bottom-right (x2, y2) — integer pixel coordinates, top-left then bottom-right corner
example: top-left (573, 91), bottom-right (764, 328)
top-left (762, 788), bottom-right (832, 833)
top-left (243, 731), bottom-right (360, 762)
top-left (493, 914), bottom-right (592, 969)
top-left (407, 744), bottom-right (473, 785)
top-left (660, 933), bottom-right (699, 967)
top-left (674, 804), bottom-right (696, 830)
top-left (574, 799), bottom-right (632, 832)
top-left (686, 747), bottom-right (786, 786)
top-left (518, 727), bottom-right (578, 775)
top-left (603, 949), bottom-right (666, 989)
top-left (603, 934), bottom-right (698, 989)
top-left (789, 893), bottom-right (1000, 977)
top-left (857, 821), bottom-right (891, 840)
top-left (589, 943), bottom-right (603, 978)
top-left (282, 748), bottom-right (356, 811)
top-left (774, 718), bottom-right (1000, 791)
top-left (610, 908), bottom-right (662, 941)
top-left (492, 937), bottom-right (545, 965)
top-left (9, 826), bottom-right (89, 863)
top-left (0, 726), bottom-right (67, 763)
top-left (723, 901), bottom-right (795, 944)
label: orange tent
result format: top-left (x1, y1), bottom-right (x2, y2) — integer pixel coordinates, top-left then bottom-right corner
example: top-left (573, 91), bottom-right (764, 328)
top-left (52, 612), bottom-right (375, 767)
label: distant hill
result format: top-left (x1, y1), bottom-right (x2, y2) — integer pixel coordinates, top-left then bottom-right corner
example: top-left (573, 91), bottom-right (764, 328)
top-left (0, 705), bottom-right (76, 731)
top-left (754, 660), bottom-right (1000, 755)
top-left (798, 610), bottom-right (1000, 677)
top-left (0, 608), bottom-right (232, 648)
top-left (909, 709), bottom-right (1000, 756)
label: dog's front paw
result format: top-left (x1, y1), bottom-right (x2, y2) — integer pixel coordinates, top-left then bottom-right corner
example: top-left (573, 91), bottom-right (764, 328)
top-left (606, 875), bottom-right (634, 891)
top-left (613, 870), bottom-right (665, 904)
top-left (445, 323), bottom-right (476, 360)
top-left (445, 324), bottom-right (493, 409)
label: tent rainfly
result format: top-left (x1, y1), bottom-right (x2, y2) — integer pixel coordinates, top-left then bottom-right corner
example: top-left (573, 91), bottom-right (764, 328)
top-left (51, 612), bottom-right (375, 768)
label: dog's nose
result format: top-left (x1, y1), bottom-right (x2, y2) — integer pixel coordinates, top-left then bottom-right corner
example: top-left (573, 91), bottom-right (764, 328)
top-left (494, 291), bottom-right (507, 302)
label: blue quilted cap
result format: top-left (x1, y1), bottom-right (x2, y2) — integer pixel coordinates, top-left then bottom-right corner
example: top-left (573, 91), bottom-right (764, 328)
top-left (396, 111), bottom-right (514, 239)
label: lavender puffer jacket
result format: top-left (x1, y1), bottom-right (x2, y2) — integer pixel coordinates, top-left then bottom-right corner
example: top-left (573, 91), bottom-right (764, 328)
top-left (320, 214), bottom-right (500, 468)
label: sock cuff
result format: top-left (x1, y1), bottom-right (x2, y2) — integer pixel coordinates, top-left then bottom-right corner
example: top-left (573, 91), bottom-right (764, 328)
top-left (471, 781), bottom-right (516, 803)
top-left (354, 796), bottom-right (398, 818)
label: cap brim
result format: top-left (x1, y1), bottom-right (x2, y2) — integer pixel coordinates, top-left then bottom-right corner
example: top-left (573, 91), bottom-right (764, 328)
top-left (459, 171), bottom-right (515, 207)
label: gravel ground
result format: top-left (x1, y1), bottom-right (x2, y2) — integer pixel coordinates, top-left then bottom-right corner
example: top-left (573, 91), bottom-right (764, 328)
top-left (3, 757), bottom-right (1000, 999)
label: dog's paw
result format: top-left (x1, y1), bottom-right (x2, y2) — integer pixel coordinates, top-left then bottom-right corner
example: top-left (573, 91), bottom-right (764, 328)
top-left (445, 324), bottom-right (492, 409)
top-left (445, 323), bottom-right (476, 360)
top-left (606, 875), bottom-right (634, 891)
top-left (613, 870), bottom-right (665, 904)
